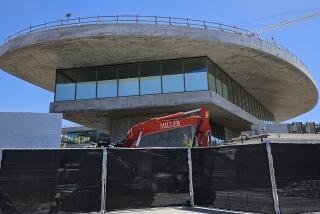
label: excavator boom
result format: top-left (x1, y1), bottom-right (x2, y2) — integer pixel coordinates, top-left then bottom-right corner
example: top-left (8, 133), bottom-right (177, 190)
top-left (118, 108), bottom-right (212, 148)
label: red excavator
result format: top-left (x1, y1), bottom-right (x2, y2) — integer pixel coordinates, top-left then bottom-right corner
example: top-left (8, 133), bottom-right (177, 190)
top-left (114, 108), bottom-right (212, 148)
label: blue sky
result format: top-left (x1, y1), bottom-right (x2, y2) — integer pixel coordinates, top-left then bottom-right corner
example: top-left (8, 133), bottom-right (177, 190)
top-left (0, 0), bottom-right (319, 126)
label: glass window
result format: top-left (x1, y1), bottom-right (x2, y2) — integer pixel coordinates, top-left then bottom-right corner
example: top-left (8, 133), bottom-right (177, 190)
top-left (118, 64), bottom-right (139, 96)
top-left (184, 57), bottom-right (208, 91)
top-left (257, 102), bottom-right (261, 119)
top-left (262, 108), bottom-right (266, 121)
top-left (162, 59), bottom-right (184, 93)
top-left (246, 93), bottom-right (251, 114)
top-left (258, 104), bottom-right (262, 120)
top-left (248, 95), bottom-right (252, 114)
top-left (256, 102), bottom-right (260, 118)
top-left (261, 105), bottom-right (265, 121)
top-left (231, 81), bottom-right (238, 106)
top-left (240, 86), bottom-right (244, 109)
top-left (249, 95), bottom-right (254, 115)
top-left (259, 104), bottom-right (263, 120)
top-left (227, 77), bottom-right (234, 103)
top-left (73, 68), bottom-right (96, 100)
top-left (233, 82), bottom-right (242, 108)
top-left (242, 89), bottom-right (249, 112)
top-left (266, 111), bottom-right (270, 123)
top-left (215, 66), bottom-right (223, 96)
top-left (55, 70), bottom-right (76, 101)
top-left (208, 60), bottom-right (216, 92)
top-left (246, 90), bottom-right (251, 112)
top-left (97, 66), bottom-right (117, 98)
top-left (140, 62), bottom-right (161, 95)
top-left (263, 109), bottom-right (266, 121)
top-left (240, 89), bottom-right (245, 111)
top-left (221, 72), bottom-right (228, 100)
top-left (253, 100), bottom-right (258, 118)
top-left (54, 57), bottom-right (276, 121)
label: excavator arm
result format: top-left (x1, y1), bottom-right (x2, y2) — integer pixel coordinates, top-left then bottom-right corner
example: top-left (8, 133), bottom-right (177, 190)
top-left (117, 108), bottom-right (212, 148)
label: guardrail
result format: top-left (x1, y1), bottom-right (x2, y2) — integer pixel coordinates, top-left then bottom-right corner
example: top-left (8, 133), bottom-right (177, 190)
top-left (2, 15), bottom-right (306, 71)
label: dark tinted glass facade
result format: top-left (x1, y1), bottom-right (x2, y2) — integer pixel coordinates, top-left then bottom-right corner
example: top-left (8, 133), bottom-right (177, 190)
top-left (55, 57), bottom-right (274, 122)
top-left (207, 59), bottom-right (274, 123)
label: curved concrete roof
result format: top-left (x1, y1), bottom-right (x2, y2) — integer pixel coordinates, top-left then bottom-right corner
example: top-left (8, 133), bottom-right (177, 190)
top-left (0, 24), bottom-right (318, 121)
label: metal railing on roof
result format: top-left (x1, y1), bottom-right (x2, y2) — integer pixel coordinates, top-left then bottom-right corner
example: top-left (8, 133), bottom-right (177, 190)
top-left (2, 15), bottom-right (307, 72)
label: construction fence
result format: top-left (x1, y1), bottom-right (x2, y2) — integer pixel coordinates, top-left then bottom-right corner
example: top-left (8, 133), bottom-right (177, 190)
top-left (0, 143), bottom-right (320, 213)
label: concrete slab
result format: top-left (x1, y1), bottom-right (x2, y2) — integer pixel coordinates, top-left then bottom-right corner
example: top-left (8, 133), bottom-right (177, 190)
top-left (0, 24), bottom-right (317, 121)
top-left (51, 91), bottom-right (260, 134)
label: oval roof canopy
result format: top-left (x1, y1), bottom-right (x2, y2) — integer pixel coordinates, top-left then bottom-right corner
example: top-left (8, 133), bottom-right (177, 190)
top-left (0, 23), bottom-right (318, 121)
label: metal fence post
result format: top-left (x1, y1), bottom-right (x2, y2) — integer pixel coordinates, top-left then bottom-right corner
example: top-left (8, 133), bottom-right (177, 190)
top-left (187, 148), bottom-right (194, 207)
top-left (266, 142), bottom-right (280, 214)
top-left (100, 148), bottom-right (108, 214)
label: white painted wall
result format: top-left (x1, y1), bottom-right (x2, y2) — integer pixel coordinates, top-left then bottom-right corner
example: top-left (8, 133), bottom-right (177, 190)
top-left (0, 112), bottom-right (62, 161)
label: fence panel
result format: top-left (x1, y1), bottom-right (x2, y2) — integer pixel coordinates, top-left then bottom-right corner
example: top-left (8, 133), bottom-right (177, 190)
top-left (0, 150), bottom-right (56, 213)
top-left (2, 144), bottom-right (320, 213)
top-left (271, 143), bottom-right (320, 214)
top-left (0, 149), bottom-right (103, 213)
top-left (105, 148), bottom-right (190, 211)
top-left (192, 144), bottom-right (274, 213)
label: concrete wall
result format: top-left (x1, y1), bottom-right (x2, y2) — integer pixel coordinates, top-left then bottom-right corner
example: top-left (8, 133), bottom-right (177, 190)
top-left (0, 112), bottom-right (62, 161)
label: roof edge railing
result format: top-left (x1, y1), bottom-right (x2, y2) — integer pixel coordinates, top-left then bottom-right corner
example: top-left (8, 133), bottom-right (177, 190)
top-left (2, 15), bottom-right (307, 72)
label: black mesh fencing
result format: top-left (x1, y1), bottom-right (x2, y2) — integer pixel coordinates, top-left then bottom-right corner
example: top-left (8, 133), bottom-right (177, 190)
top-left (0, 150), bottom-right (57, 213)
top-left (192, 144), bottom-right (275, 214)
top-left (271, 143), bottom-right (320, 214)
top-left (105, 148), bottom-right (190, 211)
top-left (2, 144), bottom-right (320, 214)
top-left (0, 149), bottom-right (103, 213)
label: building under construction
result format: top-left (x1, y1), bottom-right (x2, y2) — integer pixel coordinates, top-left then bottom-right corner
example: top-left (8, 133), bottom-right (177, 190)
top-left (0, 15), bottom-right (318, 145)
top-left (1, 14), bottom-right (320, 214)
